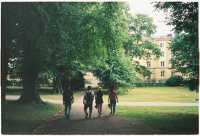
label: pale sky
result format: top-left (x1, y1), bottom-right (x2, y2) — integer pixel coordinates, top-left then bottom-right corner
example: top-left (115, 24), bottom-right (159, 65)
top-left (128, 0), bottom-right (173, 37)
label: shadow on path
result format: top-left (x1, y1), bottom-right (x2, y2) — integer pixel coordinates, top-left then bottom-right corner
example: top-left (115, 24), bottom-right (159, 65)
top-left (33, 96), bottom-right (160, 134)
top-left (33, 114), bottom-right (160, 134)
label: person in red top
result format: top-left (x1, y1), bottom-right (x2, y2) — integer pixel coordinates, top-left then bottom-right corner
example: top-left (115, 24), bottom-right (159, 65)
top-left (108, 84), bottom-right (118, 115)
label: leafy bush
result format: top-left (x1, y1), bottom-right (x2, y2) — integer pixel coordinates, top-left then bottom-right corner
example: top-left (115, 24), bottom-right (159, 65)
top-left (7, 80), bottom-right (22, 87)
top-left (165, 76), bottom-right (183, 86)
top-left (184, 78), bottom-right (198, 91)
top-left (116, 87), bottom-right (129, 95)
top-left (135, 82), bottom-right (165, 87)
top-left (93, 52), bottom-right (140, 88)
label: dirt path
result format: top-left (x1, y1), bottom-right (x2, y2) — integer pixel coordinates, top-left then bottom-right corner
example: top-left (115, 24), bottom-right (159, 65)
top-left (32, 95), bottom-right (160, 134)
top-left (6, 95), bottom-right (199, 106)
top-left (33, 115), bottom-right (160, 134)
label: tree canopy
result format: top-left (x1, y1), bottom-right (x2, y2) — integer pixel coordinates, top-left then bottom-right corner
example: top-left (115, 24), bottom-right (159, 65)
top-left (124, 14), bottom-right (161, 79)
top-left (154, 2), bottom-right (198, 90)
top-left (2, 2), bottom-right (139, 102)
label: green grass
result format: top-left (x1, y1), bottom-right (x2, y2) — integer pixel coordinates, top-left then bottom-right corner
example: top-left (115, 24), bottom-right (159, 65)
top-left (7, 86), bottom-right (198, 103)
top-left (2, 101), bottom-right (63, 134)
top-left (119, 87), bottom-right (198, 102)
top-left (40, 87), bottom-right (197, 103)
top-left (117, 106), bottom-right (199, 134)
top-left (2, 86), bottom-right (199, 134)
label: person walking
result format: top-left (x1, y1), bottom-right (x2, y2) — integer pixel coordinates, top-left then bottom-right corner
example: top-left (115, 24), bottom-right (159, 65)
top-left (63, 90), bottom-right (74, 119)
top-left (95, 88), bottom-right (104, 117)
top-left (83, 86), bottom-right (94, 119)
top-left (108, 85), bottom-right (118, 115)
top-left (63, 79), bottom-right (74, 119)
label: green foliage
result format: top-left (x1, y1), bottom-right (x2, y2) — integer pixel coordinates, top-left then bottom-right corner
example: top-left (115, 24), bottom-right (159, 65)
top-left (165, 76), bottom-right (183, 86)
top-left (128, 14), bottom-right (156, 41)
top-left (184, 79), bottom-right (199, 91)
top-left (134, 82), bottom-right (165, 87)
top-left (3, 3), bottom-right (132, 100)
top-left (154, 2), bottom-right (198, 35)
top-left (91, 3), bottom-right (139, 88)
top-left (94, 52), bottom-right (139, 88)
top-left (124, 14), bottom-right (161, 79)
top-left (154, 2), bottom-right (198, 89)
top-left (7, 80), bottom-right (22, 87)
top-left (4, 2), bottom-right (158, 99)
top-left (135, 65), bottom-right (151, 78)
top-left (124, 14), bottom-right (160, 59)
top-left (170, 33), bottom-right (198, 79)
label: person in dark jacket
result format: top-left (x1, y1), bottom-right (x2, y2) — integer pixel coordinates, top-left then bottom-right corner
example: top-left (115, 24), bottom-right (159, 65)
top-left (63, 84), bottom-right (74, 119)
top-left (95, 89), bottom-right (104, 117)
top-left (108, 85), bottom-right (118, 115)
top-left (83, 86), bottom-right (94, 119)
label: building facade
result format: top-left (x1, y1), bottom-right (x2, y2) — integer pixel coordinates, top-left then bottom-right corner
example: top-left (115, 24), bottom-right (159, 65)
top-left (133, 35), bottom-right (178, 83)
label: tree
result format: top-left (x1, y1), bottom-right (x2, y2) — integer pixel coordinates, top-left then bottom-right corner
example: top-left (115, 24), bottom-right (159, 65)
top-left (3, 2), bottom-right (133, 102)
top-left (1, 3), bottom-right (23, 102)
top-left (94, 51), bottom-right (140, 88)
top-left (154, 2), bottom-right (198, 89)
top-left (128, 14), bottom-right (156, 44)
top-left (124, 14), bottom-right (161, 79)
top-left (92, 3), bottom-right (141, 88)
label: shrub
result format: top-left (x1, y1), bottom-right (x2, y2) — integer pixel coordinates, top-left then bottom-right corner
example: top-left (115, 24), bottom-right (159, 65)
top-left (184, 78), bottom-right (198, 91)
top-left (7, 80), bottom-right (22, 87)
top-left (165, 76), bottom-right (183, 86)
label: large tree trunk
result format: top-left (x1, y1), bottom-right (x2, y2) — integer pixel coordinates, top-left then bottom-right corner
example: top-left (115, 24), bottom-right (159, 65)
top-left (19, 51), bottom-right (42, 103)
top-left (19, 68), bottom-right (42, 103)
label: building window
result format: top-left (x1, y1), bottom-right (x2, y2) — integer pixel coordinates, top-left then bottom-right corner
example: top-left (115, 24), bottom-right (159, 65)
top-left (160, 42), bottom-right (164, 48)
top-left (147, 61), bottom-right (151, 67)
top-left (160, 61), bottom-right (165, 67)
top-left (161, 71), bottom-right (165, 77)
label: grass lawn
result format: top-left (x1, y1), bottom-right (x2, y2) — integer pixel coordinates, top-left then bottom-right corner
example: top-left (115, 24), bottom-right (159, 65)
top-left (116, 106), bottom-right (199, 134)
top-left (119, 87), bottom-right (198, 102)
top-left (7, 87), bottom-right (198, 103)
top-left (40, 87), bottom-right (198, 103)
top-left (2, 86), bottom-right (199, 134)
top-left (2, 101), bottom-right (63, 134)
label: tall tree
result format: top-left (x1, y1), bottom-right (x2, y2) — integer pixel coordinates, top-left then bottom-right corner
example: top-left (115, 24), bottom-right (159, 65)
top-left (154, 2), bottom-right (198, 89)
top-left (3, 2), bottom-right (132, 102)
top-left (1, 3), bottom-right (21, 102)
top-left (124, 14), bottom-right (161, 78)
top-left (93, 3), bottom-right (140, 87)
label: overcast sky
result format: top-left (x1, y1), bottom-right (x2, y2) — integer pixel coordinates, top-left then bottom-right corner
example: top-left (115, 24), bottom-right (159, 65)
top-left (128, 0), bottom-right (173, 37)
